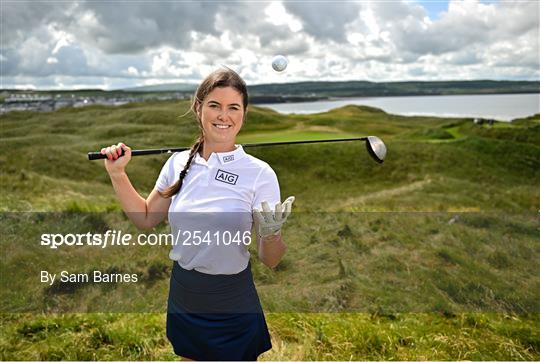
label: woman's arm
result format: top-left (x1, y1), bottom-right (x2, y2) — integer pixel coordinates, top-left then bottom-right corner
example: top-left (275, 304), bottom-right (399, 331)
top-left (103, 143), bottom-right (171, 230)
top-left (108, 172), bottom-right (170, 230)
top-left (257, 233), bottom-right (287, 269)
top-left (253, 196), bottom-right (295, 269)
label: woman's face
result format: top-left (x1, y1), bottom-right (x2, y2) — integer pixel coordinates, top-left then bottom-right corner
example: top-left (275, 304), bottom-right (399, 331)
top-left (197, 86), bottom-right (245, 147)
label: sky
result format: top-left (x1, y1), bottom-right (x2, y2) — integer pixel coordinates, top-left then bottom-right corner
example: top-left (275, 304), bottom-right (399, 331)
top-left (1, 0), bottom-right (539, 90)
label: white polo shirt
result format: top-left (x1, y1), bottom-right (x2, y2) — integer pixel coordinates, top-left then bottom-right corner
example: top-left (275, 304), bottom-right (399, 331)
top-left (154, 144), bottom-right (281, 275)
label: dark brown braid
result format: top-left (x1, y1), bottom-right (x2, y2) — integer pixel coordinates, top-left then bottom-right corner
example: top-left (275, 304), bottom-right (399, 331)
top-left (158, 135), bottom-right (204, 199)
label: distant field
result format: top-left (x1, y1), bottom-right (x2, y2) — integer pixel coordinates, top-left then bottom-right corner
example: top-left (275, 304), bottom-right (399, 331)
top-left (1, 100), bottom-right (539, 360)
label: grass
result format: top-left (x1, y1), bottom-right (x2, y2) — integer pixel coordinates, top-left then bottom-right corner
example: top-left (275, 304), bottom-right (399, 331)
top-left (1, 312), bottom-right (538, 360)
top-left (1, 101), bottom-right (539, 360)
top-left (237, 128), bottom-right (359, 144)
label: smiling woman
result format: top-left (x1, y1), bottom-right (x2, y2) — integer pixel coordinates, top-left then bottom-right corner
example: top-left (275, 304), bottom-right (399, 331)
top-left (99, 67), bottom-right (295, 361)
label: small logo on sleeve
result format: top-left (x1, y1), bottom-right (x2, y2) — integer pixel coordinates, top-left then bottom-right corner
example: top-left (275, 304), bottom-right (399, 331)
top-left (215, 169), bottom-right (239, 185)
top-left (223, 155), bottom-right (234, 163)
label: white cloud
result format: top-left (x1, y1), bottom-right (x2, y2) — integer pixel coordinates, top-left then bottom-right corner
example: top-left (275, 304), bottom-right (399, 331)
top-left (1, 0), bottom-right (538, 89)
top-left (264, 2), bottom-right (303, 32)
top-left (51, 31), bottom-right (74, 55)
top-left (11, 84), bottom-right (38, 90)
top-left (126, 66), bottom-right (139, 76)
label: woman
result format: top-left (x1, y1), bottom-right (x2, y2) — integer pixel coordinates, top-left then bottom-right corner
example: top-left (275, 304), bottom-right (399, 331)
top-left (101, 67), bottom-right (295, 360)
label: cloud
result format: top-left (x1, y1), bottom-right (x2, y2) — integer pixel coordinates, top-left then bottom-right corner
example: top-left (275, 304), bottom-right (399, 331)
top-left (1, 0), bottom-right (538, 89)
top-left (372, 0), bottom-right (539, 58)
top-left (283, 2), bottom-right (361, 42)
top-left (74, 2), bottom-right (222, 54)
top-left (1, 2), bottom-right (74, 47)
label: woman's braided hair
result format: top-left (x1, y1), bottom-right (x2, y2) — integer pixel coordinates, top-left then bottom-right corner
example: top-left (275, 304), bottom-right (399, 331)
top-left (158, 67), bottom-right (248, 199)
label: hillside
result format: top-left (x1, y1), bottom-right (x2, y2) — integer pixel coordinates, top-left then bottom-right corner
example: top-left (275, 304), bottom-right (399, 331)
top-left (248, 80), bottom-right (540, 98)
top-left (4, 80), bottom-right (538, 101)
top-left (120, 80), bottom-right (540, 98)
top-left (0, 102), bottom-right (539, 360)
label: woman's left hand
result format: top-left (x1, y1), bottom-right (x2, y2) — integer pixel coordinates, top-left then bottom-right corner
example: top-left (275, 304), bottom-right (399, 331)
top-left (253, 196), bottom-right (295, 237)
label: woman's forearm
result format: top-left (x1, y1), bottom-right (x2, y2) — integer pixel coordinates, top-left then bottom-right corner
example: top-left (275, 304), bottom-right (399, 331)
top-left (258, 233), bottom-right (287, 268)
top-left (108, 171), bottom-right (150, 229)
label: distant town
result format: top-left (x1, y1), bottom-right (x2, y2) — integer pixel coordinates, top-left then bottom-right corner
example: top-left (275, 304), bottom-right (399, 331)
top-left (0, 90), bottom-right (326, 115)
top-left (2, 79), bottom-right (538, 115)
top-left (0, 91), bottom-right (189, 115)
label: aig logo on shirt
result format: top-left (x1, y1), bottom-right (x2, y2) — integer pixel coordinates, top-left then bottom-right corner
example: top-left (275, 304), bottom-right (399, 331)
top-left (215, 169), bottom-right (239, 185)
top-left (223, 155), bottom-right (234, 163)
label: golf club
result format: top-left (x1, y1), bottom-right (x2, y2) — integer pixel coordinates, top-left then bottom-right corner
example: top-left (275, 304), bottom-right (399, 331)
top-left (87, 136), bottom-right (387, 163)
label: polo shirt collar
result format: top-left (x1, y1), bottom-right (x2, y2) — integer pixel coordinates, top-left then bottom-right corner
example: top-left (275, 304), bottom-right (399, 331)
top-left (193, 144), bottom-right (246, 166)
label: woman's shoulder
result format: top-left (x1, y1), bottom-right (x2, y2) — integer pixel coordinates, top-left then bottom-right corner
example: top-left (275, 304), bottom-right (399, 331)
top-left (243, 153), bottom-right (275, 173)
top-left (242, 154), bottom-right (279, 185)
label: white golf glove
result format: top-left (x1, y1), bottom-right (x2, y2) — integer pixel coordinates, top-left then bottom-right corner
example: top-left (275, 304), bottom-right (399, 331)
top-left (253, 196), bottom-right (295, 238)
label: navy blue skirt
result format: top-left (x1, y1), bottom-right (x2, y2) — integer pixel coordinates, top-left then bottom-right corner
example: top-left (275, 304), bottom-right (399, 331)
top-left (166, 261), bottom-right (272, 360)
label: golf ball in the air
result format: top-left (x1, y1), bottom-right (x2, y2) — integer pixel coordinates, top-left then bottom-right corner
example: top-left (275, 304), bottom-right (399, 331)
top-left (272, 55), bottom-right (288, 72)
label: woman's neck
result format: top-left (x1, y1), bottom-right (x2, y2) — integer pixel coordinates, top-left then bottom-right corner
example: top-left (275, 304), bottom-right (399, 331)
top-left (200, 141), bottom-right (237, 161)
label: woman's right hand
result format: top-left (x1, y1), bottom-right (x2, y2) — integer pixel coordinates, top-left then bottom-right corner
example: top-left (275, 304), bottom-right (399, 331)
top-left (101, 142), bottom-right (131, 175)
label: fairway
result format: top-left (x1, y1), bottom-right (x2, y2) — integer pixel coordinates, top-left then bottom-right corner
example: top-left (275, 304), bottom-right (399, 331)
top-left (238, 126), bottom-right (359, 144)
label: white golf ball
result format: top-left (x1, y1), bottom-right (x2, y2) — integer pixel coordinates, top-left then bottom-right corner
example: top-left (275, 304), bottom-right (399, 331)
top-left (272, 55), bottom-right (288, 72)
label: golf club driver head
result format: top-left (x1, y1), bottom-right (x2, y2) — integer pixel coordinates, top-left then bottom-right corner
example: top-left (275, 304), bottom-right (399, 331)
top-left (366, 136), bottom-right (387, 163)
